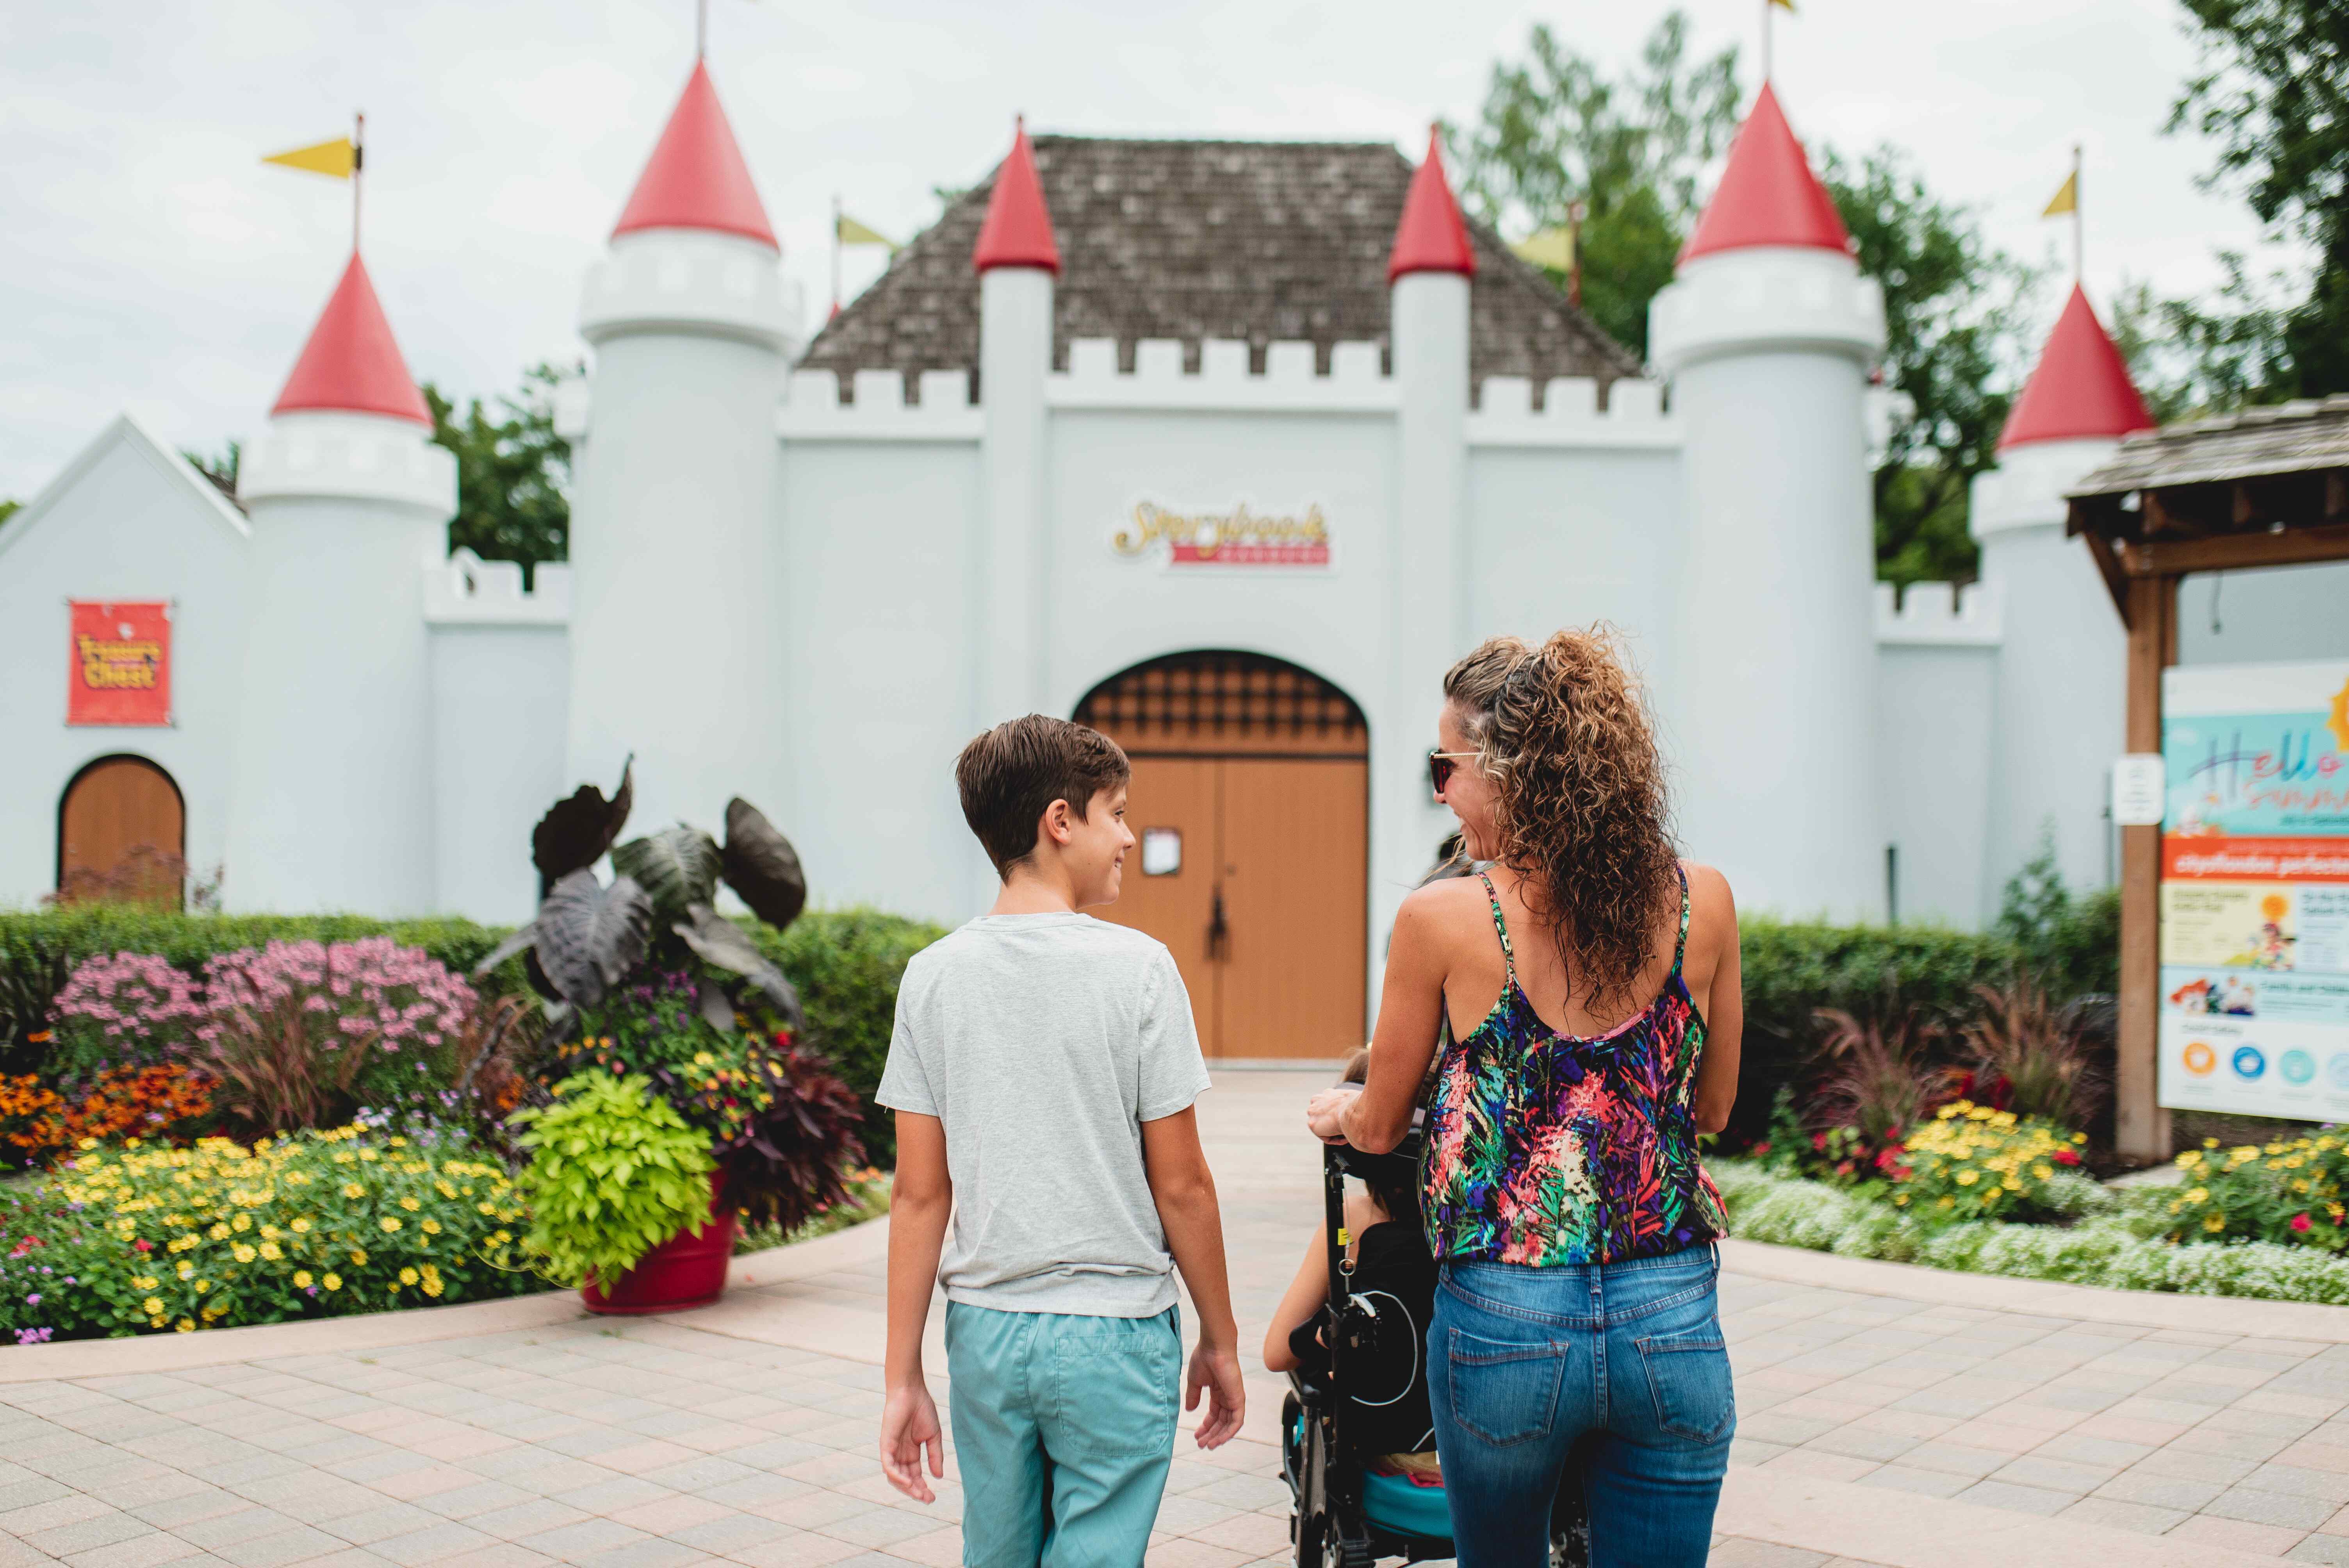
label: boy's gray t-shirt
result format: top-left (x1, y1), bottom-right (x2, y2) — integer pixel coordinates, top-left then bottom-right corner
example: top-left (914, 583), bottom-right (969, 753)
top-left (877, 912), bottom-right (1212, 1317)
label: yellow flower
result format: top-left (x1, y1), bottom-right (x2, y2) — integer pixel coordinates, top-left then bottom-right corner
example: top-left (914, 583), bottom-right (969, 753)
top-left (176, 1319), bottom-right (194, 1333)
top-left (399, 1197), bottom-right (420, 1212)
top-left (2205, 1213), bottom-right (2226, 1232)
top-left (380, 1217), bottom-right (402, 1234)
top-left (323, 1273), bottom-right (342, 1291)
top-left (143, 1297), bottom-right (164, 1315)
top-left (232, 1245), bottom-right (256, 1264)
top-left (259, 1242), bottom-right (282, 1262)
top-left (342, 1184), bottom-right (365, 1199)
top-left (232, 1213), bottom-right (252, 1232)
top-left (176, 1261), bottom-right (193, 1279)
top-left (292, 1217), bottom-right (312, 1233)
top-left (478, 1203), bottom-right (496, 1215)
top-left (422, 1220), bottom-right (441, 1235)
top-left (350, 1249), bottom-right (369, 1267)
top-left (2188, 1188), bottom-right (2210, 1204)
top-left (208, 1223), bottom-right (231, 1241)
top-left (194, 1281), bottom-right (210, 1294)
top-left (1955, 1171), bottom-right (1979, 1187)
top-left (294, 1271), bottom-right (313, 1288)
top-left (399, 1268), bottom-right (419, 1286)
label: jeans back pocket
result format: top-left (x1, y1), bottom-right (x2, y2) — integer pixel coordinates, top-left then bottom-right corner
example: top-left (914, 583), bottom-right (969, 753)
top-left (1445, 1327), bottom-right (1567, 1448)
top-left (1635, 1323), bottom-right (1735, 1445)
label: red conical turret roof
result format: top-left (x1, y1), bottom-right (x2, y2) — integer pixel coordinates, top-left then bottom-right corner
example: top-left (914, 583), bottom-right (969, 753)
top-left (1998, 283), bottom-right (2156, 449)
top-left (271, 253), bottom-right (431, 426)
top-left (611, 60), bottom-right (777, 248)
top-left (1679, 84), bottom-right (1850, 264)
top-left (1387, 130), bottom-right (1476, 283)
top-left (972, 120), bottom-right (1060, 275)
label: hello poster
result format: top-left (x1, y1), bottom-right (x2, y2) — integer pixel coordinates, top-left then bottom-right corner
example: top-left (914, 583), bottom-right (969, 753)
top-left (67, 601), bottom-right (171, 726)
top-left (2158, 661), bottom-right (2349, 1117)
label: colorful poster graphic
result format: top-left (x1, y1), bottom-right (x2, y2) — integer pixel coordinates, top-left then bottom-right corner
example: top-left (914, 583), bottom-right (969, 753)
top-left (66, 601), bottom-right (172, 727)
top-left (2158, 663), bottom-right (2349, 1119)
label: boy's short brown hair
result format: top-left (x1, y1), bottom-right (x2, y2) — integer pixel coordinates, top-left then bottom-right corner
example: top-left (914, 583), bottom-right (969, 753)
top-left (955, 715), bottom-right (1131, 877)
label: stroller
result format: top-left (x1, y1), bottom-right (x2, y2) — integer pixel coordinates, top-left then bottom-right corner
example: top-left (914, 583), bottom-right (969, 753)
top-left (1283, 1130), bottom-right (1591, 1567)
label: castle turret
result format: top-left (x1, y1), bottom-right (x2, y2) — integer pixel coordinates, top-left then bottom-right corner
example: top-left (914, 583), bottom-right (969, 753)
top-left (226, 253), bottom-right (456, 912)
top-left (567, 58), bottom-right (795, 836)
top-left (1649, 85), bottom-right (1888, 919)
top-left (1381, 130), bottom-right (1474, 941)
top-left (1971, 283), bottom-right (2155, 908)
top-left (973, 119), bottom-right (1059, 723)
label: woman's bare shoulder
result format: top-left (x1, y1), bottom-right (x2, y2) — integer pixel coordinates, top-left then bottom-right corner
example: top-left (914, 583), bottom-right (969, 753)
top-left (1677, 861), bottom-right (1739, 943)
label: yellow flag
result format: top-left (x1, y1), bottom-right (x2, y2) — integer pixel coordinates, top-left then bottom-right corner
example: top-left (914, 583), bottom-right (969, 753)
top-left (2042, 171), bottom-right (2078, 217)
top-left (836, 214), bottom-right (897, 250)
top-left (1510, 227), bottom-right (1576, 273)
top-left (1770, 0), bottom-right (1795, 10)
top-left (263, 137), bottom-right (356, 179)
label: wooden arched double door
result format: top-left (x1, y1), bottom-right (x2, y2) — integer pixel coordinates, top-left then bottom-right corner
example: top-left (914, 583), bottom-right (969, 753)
top-left (57, 755), bottom-right (184, 908)
top-left (1078, 652), bottom-right (1367, 1060)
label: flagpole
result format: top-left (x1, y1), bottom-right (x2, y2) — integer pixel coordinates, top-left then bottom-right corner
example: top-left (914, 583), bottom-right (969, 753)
top-left (696, 0), bottom-right (708, 58)
top-left (352, 111), bottom-right (365, 253)
top-left (831, 194), bottom-right (842, 318)
top-left (1762, 0), bottom-right (1773, 82)
top-left (2072, 142), bottom-right (2084, 283)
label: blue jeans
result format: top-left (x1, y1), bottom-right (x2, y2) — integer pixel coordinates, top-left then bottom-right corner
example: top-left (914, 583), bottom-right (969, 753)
top-left (944, 1301), bottom-right (1182, 1568)
top-left (1428, 1246), bottom-right (1734, 1568)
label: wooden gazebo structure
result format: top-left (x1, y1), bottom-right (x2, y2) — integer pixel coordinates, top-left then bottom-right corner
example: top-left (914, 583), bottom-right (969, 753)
top-left (2066, 394), bottom-right (2349, 1161)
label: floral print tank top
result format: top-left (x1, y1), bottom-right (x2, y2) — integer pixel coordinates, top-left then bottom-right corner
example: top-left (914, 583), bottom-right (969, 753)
top-left (1422, 866), bottom-right (1728, 1267)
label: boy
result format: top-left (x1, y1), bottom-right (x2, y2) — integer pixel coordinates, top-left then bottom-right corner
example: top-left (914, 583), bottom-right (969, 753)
top-left (877, 715), bottom-right (1246, 1567)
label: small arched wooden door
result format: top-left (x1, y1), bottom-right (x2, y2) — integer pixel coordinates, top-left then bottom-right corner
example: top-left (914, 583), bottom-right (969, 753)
top-left (58, 756), bottom-right (185, 908)
top-left (1077, 652), bottom-right (1367, 1060)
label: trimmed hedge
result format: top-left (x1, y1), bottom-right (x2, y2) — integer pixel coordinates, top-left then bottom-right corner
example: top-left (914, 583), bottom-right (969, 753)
top-left (0, 905), bottom-right (945, 1161)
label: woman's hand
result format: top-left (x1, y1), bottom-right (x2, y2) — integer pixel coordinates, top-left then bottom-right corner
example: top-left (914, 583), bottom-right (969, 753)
top-left (1305, 1088), bottom-right (1356, 1145)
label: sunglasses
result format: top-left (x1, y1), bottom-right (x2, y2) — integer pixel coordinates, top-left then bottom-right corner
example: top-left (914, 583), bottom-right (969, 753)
top-left (1427, 750), bottom-right (1479, 796)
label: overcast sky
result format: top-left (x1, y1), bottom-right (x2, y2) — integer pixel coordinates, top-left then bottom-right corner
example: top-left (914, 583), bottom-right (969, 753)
top-left (0, 0), bottom-right (2292, 500)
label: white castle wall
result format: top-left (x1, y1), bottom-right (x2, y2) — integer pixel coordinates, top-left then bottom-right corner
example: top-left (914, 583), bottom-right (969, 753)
top-left (1464, 376), bottom-right (1685, 724)
top-left (1876, 581), bottom-right (2002, 926)
top-left (777, 368), bottom-right (988, 923)
top-left (225, 410), bottom-right (454, 915)
top-left (0, 418), bottom-right (251, 909)
top-left (424, 551), bottom-right (572, 925)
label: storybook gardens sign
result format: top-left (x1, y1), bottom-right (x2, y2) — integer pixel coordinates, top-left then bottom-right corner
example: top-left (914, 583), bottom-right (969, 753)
top-left (2158, 661), bottom-right (2349, 1119)
top-left (1111, 500), bottom-right (1332, 569)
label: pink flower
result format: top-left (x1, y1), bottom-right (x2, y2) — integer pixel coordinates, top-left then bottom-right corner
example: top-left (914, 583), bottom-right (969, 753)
top-left (2292, 1213), bottom-right (2313, 1233)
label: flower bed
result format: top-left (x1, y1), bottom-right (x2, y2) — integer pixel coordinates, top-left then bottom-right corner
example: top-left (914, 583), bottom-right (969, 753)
top-left (0, 1127), bottom-right (535, 1342)
top-left (1715, 1158), bottom-right (2349, 1306)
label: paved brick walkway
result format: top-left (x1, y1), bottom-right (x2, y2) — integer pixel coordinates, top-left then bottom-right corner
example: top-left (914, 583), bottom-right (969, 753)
top-left (9, 1071), bottom-right (2346, 1566)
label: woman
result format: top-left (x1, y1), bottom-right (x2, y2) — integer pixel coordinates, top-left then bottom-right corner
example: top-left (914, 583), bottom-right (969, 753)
top-left (1306, 629), bottom-right (1742, 1568)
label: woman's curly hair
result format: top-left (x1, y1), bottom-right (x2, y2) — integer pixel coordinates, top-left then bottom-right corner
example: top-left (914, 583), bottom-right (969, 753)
top-left (1442, 626), bottom-right (1679, 1012)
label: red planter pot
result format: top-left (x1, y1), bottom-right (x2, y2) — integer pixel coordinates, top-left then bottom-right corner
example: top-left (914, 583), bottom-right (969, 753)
top-left (581, 1172), bottom-right (737, 1316)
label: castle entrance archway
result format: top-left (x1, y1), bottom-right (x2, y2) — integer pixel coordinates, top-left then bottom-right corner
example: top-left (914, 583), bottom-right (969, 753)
top-left (1075, 651), bottom-right (1367, 1060)
top-left (57, 755), bottom-right (185, 907)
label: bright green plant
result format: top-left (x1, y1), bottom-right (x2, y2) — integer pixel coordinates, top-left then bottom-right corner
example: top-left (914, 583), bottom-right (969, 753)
top-left (2163, 1133), bottom-right (2349, 1250)
top-left (510, 1073), bottom-right (715, 1287)
top-left (0, 1127), bottom-right (533, 1342)
top-left (1891, 1100), bottom-right (2087, 1224)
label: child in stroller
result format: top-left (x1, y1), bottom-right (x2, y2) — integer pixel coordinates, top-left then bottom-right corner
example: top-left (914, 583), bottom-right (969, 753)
top-left (1269, 1053), bottom-right (1590, 1566)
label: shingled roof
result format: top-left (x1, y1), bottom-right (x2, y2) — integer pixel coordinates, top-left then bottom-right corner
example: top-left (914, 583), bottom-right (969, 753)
top-left (801, 135), bottom-right (1643, 405)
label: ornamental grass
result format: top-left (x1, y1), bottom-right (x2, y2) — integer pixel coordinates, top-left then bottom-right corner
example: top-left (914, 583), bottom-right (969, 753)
top-left (0, 1126), bottom-right (535, 1343)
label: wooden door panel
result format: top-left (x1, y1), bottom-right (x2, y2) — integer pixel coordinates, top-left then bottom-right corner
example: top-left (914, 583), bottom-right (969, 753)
top-left (1096, 757), bottom-right (1221, 1055)
top-left (1215, 757), bottom-right (1367, 1059)
top-left (60, 757), bottom-right (184, 902)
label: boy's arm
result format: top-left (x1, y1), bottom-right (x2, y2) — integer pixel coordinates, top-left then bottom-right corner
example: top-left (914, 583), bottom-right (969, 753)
top-left (879, 1111), bottom-right (951, 1502)
top-left (1141, 1107), bottom-right (1246, 1449)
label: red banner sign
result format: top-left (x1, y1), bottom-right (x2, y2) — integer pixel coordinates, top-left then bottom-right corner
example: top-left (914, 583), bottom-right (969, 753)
top-left (68, 601), bottom-right (171, 727)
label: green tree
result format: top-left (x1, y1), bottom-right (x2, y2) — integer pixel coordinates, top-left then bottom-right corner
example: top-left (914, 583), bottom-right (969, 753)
top-left (0, 500), bottom-right (18, 530)
top-left (421, 362), bottom-right (577, 585)
top-left (182, 440), bottom-right (239, 494)
top-left (2166, 0), bottom-right (2349, 403)
top-left (1824, 147), bottom-right (2041, 588)
top-left (1445, 12), bottom-right (1740, 356)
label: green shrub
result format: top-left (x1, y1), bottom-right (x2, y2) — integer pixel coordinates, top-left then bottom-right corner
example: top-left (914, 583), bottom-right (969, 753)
top-left (756, 907), bottom-right (945, 1164)
top-left (510, 1073), bottom-right (716, 1287)
top-left (0, 1126), bottom-right (536, 1341)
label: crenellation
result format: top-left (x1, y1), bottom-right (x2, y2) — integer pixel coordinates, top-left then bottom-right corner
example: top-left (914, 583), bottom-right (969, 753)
top-left (1874, 579), bottom-right (2003, 645)
top-left (1479, 377), bottom-right (1533, 417)
top-left (852, 368), bottom-right (905, 410)
top-left (1042, 335), bottom-right (1393, 411)
top-left (1463, 375), bottom-right (1678, 448)
top-left (1545, 377), bottom-right (1599, 416)
top-left (777, 364), bottom-right (982, 440)
top-left (423, 548), bottom-right (571, 626)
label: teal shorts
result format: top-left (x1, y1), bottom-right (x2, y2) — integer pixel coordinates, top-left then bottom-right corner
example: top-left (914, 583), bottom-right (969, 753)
top-left (944, 1300), bottom-right (1182, 1568)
